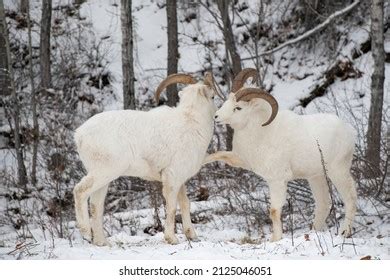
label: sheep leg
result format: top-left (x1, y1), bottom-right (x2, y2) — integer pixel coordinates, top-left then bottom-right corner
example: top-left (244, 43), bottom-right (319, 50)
top-left (308, 175), bottom-right (331, 231)
top-left (73, 175), bottom-right (94, 241)
top-left (89, 185), bottom-right (109, 246)
top-left (178, 185), bottom-right (198, 241)
top-left (74, 173), bottom-right (116, 242)
top-left (329, 169), bottom-right (357, 237)
top-left (268, 181), bottom-right (287, 242)
top-left (203, 151), bottom-right (247, 169)
top-left (162, 183), bottom-right (180, 245)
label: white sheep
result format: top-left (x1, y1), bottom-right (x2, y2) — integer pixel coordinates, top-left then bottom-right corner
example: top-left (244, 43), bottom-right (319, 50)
top-left (73, 73), bottom-right (220, 246)
top-left (206, 69), bottom-right (357, 241)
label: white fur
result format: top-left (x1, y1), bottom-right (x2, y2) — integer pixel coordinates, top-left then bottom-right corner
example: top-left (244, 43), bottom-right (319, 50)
top-left (208, 92), bottom-right (357, 241)
top-left (74, 84), bottom-right (216, 246)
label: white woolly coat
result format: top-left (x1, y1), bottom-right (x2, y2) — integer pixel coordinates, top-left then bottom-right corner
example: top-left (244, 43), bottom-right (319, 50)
top-left (74, 84), bottom-right (216, 185)
top-left (233, 110), bottom-right (356, 182)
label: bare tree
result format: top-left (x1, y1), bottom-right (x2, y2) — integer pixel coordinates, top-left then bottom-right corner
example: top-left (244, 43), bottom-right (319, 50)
top-left (0, 0), bottom-right (28, 187)
top-left (300, 0), bottom-right (347, 29)
top-left (20, 0), bottom-right (28, 14)
top-left (121, 0), bottom-right (135, 109)
top-left (216, 0), bottom-right (242, 151)
top-left (366, 0), bottom-right (385, 176)
top-left (73, 0), bottom-right (86, 6)
top-left (0, 0), bottom-right (8, 133)
top-left (300, 0), bottom-right (320, 29)
top-left (166, 0), bottom-right (179, 106)
top-left (233, 2), bottom-right (266, 87)
top-left (0, 0), bottom-right (8, 97)
top-left (216, 0), bottom-right (242, 78)
top-left (26, 0), bottom-right (39, 185)
top-left (40, 0), bottom-right (52, 92)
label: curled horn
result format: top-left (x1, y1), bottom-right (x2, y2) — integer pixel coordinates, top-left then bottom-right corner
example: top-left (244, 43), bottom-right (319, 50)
top-left (235, 88), bottom-right (279, 126)
top-left (204, 72), bottom-right (226, 100)
top-left (155, 74), bottom-right (197, 103)
top-left (231, 68), bottom-right (258, 93)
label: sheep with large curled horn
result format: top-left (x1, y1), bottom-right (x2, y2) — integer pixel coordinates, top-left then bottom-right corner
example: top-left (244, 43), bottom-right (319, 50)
top-left (73, 72), bottom-right (219, 246)
top-left (206, 68), bottom-right (357, 242)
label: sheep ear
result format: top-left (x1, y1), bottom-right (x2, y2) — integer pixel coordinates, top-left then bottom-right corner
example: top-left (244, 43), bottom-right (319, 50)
top-left (178, 90), bottom-right (184, 98)
top-left (198, 87), bottom-right (209, 99)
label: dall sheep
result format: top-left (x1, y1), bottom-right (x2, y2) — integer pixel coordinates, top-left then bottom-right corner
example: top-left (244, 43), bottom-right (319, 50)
top-left (74, 73), bottom-right (220, 246)
top-left (206, 69), bottom-right (357, 241)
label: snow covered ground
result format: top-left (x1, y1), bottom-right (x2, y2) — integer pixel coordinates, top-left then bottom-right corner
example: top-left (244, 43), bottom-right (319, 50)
top-left (0, 196), bottom-right (388, 260)
top-left (1, 0), bottom-right (389, 260)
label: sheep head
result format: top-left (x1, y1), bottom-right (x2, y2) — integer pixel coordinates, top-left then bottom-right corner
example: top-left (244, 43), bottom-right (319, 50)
top-left (214, 68), bottom-right (278, 128)
top-left (155, 72), bottom-right (223, 105)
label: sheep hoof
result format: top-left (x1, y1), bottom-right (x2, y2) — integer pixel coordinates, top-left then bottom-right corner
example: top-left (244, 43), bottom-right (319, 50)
top-left (184, 228), bottom-right (198, 241)
top-left (270, 234), bottom-right (282, 242)
top-left (165, 235), bottom-right (179, 245)
top-left (93, 238), bottom-right (111, 247)
top-left (78, 225), bottom-right (92, 241)
top-left (188, 236), bottom-right (200, 242)
top-left (340, 224), bottom-right (352, 238)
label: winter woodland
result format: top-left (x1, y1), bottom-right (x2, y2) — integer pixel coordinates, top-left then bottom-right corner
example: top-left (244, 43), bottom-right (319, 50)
top-left (0, 0), bottom-right (389, 259)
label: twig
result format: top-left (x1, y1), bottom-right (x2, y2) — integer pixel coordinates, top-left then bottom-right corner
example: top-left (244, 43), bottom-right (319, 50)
top-left (313, 230), bottom-right (325, 256)
top-left (288, 197), bottom-right (294, 247)
top-left (350, 233), bottom-right (358, 255)
top-left (317, 140), bottom-right (339, 232)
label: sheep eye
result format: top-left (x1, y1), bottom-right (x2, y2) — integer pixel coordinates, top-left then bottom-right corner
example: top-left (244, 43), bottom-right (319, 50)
top-left (234, 107), bottom-right (242, 112)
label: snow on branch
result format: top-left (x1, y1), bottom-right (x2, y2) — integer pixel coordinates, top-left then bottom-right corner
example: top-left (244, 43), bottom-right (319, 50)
top-left (243, 0), bottom-right (361, 60)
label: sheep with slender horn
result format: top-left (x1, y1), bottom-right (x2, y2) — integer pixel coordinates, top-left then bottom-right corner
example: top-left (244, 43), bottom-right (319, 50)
top-left (73, 72), bottom-right (218, 246)
top-left (206, 68), bottom-right (357, 242)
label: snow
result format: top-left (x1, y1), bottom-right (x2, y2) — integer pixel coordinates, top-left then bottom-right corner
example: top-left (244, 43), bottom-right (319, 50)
top-left (78, 0), bottom-right (171, 109)
top-left (0, 196), bottom-right (388, 260)
top-left (272, 75), bottom-right (317, 109)
top-left (253, 0), bottom-right (361, 57)
top-left (1, 0), bottom-right (389, 261)
top-left (57, 0), bottom-right (389, 114)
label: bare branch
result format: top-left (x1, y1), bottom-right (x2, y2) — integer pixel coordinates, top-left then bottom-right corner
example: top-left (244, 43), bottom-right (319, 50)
top-left (242, 0), bottom-right (361, 60)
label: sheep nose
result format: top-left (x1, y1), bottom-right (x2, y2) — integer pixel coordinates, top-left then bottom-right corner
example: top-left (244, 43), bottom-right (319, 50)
top-left (214, 115), bottom-right (218, 119)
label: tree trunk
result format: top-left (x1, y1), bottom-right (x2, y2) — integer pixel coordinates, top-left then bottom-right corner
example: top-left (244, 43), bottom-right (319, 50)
top-left (121, 0), bottom-right (135, 109)
top-left (0, 0), bottom-right (7, 138)
top-left (166, 0), bottom-right (179, 106)
top-left (216, 0), bottom-right (241, 151)
top-left (0, 0), bottom-right (9, 98)
top-left (20, 0), bottom-right (28, 14)
top-left (366, 0), bottom-right (385, 176)
top-left (27, 1), bottom-right (39, 185)
top-left (40, 0), bottom-right (52, 92)
top-left (216, 0), bottom-right (242, 77)
top-left (73, 0), bottom-right (86, 6)
top-left (0, 0), bottom-right (28, 188)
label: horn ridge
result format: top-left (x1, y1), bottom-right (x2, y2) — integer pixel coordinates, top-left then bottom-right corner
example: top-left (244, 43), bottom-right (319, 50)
top-left (231, 68), bottom-right (258, 93)
top-left (155, 74), bottom-right (197, 103)
top-left (235, 88), bottom-right (278, 126)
